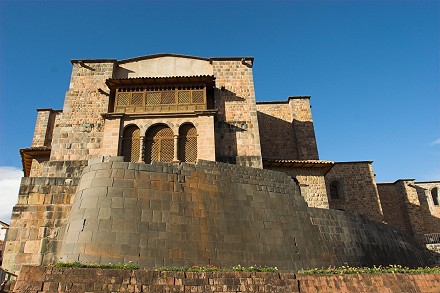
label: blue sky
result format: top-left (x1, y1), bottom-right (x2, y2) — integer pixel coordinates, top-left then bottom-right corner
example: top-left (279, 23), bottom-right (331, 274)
top-left (0, 0), bottom-right (439, 220)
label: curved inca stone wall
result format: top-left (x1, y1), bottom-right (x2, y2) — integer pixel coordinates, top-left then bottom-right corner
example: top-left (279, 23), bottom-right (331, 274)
top-left (61, 159), bottom-right (430, 270)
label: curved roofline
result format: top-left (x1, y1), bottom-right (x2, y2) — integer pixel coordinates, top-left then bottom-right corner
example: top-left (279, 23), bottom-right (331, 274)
top-left (71, 53), bottom-right (254, 65)
top-left (118, 53), bottom-right (211, 64)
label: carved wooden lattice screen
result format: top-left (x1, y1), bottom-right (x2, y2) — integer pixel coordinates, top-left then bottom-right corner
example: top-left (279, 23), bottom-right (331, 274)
top-left (115, 86), bottom-right (206, 113)
top-left (144, 126), bottom-right (174, 163)
top-left (178, 124), bottom-right (197, 163)
top-left (121, 126), bottom-right (140, 162)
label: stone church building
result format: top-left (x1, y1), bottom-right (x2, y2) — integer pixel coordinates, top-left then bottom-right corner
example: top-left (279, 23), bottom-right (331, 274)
top-left (3, 54), bottom-right (439, 273)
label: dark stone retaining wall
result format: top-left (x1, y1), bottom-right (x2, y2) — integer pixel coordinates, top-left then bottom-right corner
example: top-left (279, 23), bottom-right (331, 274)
top-left (60, 159), bottom-right (430, 270)
top-left (13, 266), bottom-right (440, 293)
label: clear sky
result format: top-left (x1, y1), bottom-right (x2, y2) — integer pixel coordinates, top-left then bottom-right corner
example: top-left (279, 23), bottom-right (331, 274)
top-left (0, 0), bottom-right (439, 221)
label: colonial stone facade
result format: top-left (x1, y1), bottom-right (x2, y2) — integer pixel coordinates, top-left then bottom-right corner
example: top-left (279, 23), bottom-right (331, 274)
top-left (3, 54), bottom-right (439, 274)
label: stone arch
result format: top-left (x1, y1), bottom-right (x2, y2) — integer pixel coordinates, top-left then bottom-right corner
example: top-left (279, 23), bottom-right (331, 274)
top-left (121, 124), bottom-right (140, 162)
top-left (178, 123), bottom-right (197, 163)
top-left (144, 124), bottom-right (174, 163)
top-left (431, 187), bottom-right (439, 206)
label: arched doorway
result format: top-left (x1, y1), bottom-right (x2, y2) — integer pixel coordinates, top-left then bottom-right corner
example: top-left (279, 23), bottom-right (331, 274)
top-left (144, 125), bottom-right (174, 163)
top-left (178, 124), bottom-right (197, 163)
top-left (121, 125), bottom-right (140, 162)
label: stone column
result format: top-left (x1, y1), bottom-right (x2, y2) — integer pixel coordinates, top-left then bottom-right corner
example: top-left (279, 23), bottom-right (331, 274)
top-left (173, 135), bottom-right (179, 162)
top-left (139, 136), bottom-right (145, 163)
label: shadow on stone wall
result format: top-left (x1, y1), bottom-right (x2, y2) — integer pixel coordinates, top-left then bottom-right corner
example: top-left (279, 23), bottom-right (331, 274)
top-left (59, 160), bottom-right (432, 271)
top-left (256, 111), bottom-right (318, 160)
top-left (257, 111), bottom-right (297, 160)
top-left (214, 88), bottom-right (245, 164)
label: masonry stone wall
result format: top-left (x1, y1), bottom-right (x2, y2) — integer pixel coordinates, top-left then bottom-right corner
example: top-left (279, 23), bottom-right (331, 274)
top-left (325, 162), bottom-right (383, 223)
top-left (57, 159), bottom-right (429, 272)
top-left (289, 97), bottom-right (319, 160)
top-left (61, 159), bottom-right (325, 271)
top-left (29, 155), bottom-right (50, 177)
top-left (377, 183), bottom-right (413, 233)
top-left (32, 109), bottom-right (60, 147)
top-left (414, 181), bottom-right (440, 234)
top-left (14, 266), bottom-right (440, 293)
top-left (3, 175), bottom-right (80, 274)
top-left (265, 166), bottom-right (329, 208)
top-left (50, 61), bottom-right (115, 161)
top-left (308, 208), bottom-right (427, 268)
top-left (256, 97), bottom-right (319, 161)
top-left (256, 103), bottom-right (298, 160)
top-left (398, 180), bottom-right (427, 239)
top-left (100, 116), bottom-right (121, 157)
top-left (377, 180), bottom-right (440, 239)
top-left (212, 60), bottom-right (262, 168)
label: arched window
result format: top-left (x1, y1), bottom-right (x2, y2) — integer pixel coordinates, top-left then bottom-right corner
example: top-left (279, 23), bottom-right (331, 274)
top-left (121, 125), bottom-right (140, 162)
top-left (432, 187), bottom-right (439, 206)
top-left (144, 125), bottom-right (174, 163)
top-left (178, 124), bottom-right (197, 163)
top-left (330, 181), bottom-right (342, 200)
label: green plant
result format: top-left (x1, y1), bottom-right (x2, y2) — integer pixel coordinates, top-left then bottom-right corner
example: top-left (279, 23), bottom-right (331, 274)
top-left (49, 261), bottom-right (139, 270)
top-left (298, 265), bottom-right (440, 275)
top-left (155, 264), bottom-right (279, 272)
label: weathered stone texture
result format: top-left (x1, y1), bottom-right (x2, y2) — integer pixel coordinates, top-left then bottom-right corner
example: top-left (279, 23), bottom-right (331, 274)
top-left (309, 208), bottom-right (427, 268)
top-left (377, 183), bottom-right (411, 233)
top-left (256, 97), bottom-right (319, 161)
top-left (29, 155), bottom-right (50, 177)
top-left (266, 166), bottom-right (329, 208)
top-left (289, 98), bottom-right (319, 160)
top-left (32, 109), bottom-right (59, 147)
top-left (14, 266), bottom-right (440, 293)
top-left (57, 159), bottom-right (429, 271)
top-left (61, 159), bottom-right (323, 271)
top-left (257, 103), bottom-right (298, 160)
top-left (378, 180), bottom-right (440, 239)
top-left (414, 181), bottom-right (440, 234)
top-left (325, 162), bottom-right (383, 223)
top-left (50, 62), bottom-right (115, 161)
top-left (213, 60), bottom-right (262, 168)
top-left (3, 161), bottom-right (87, 274)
